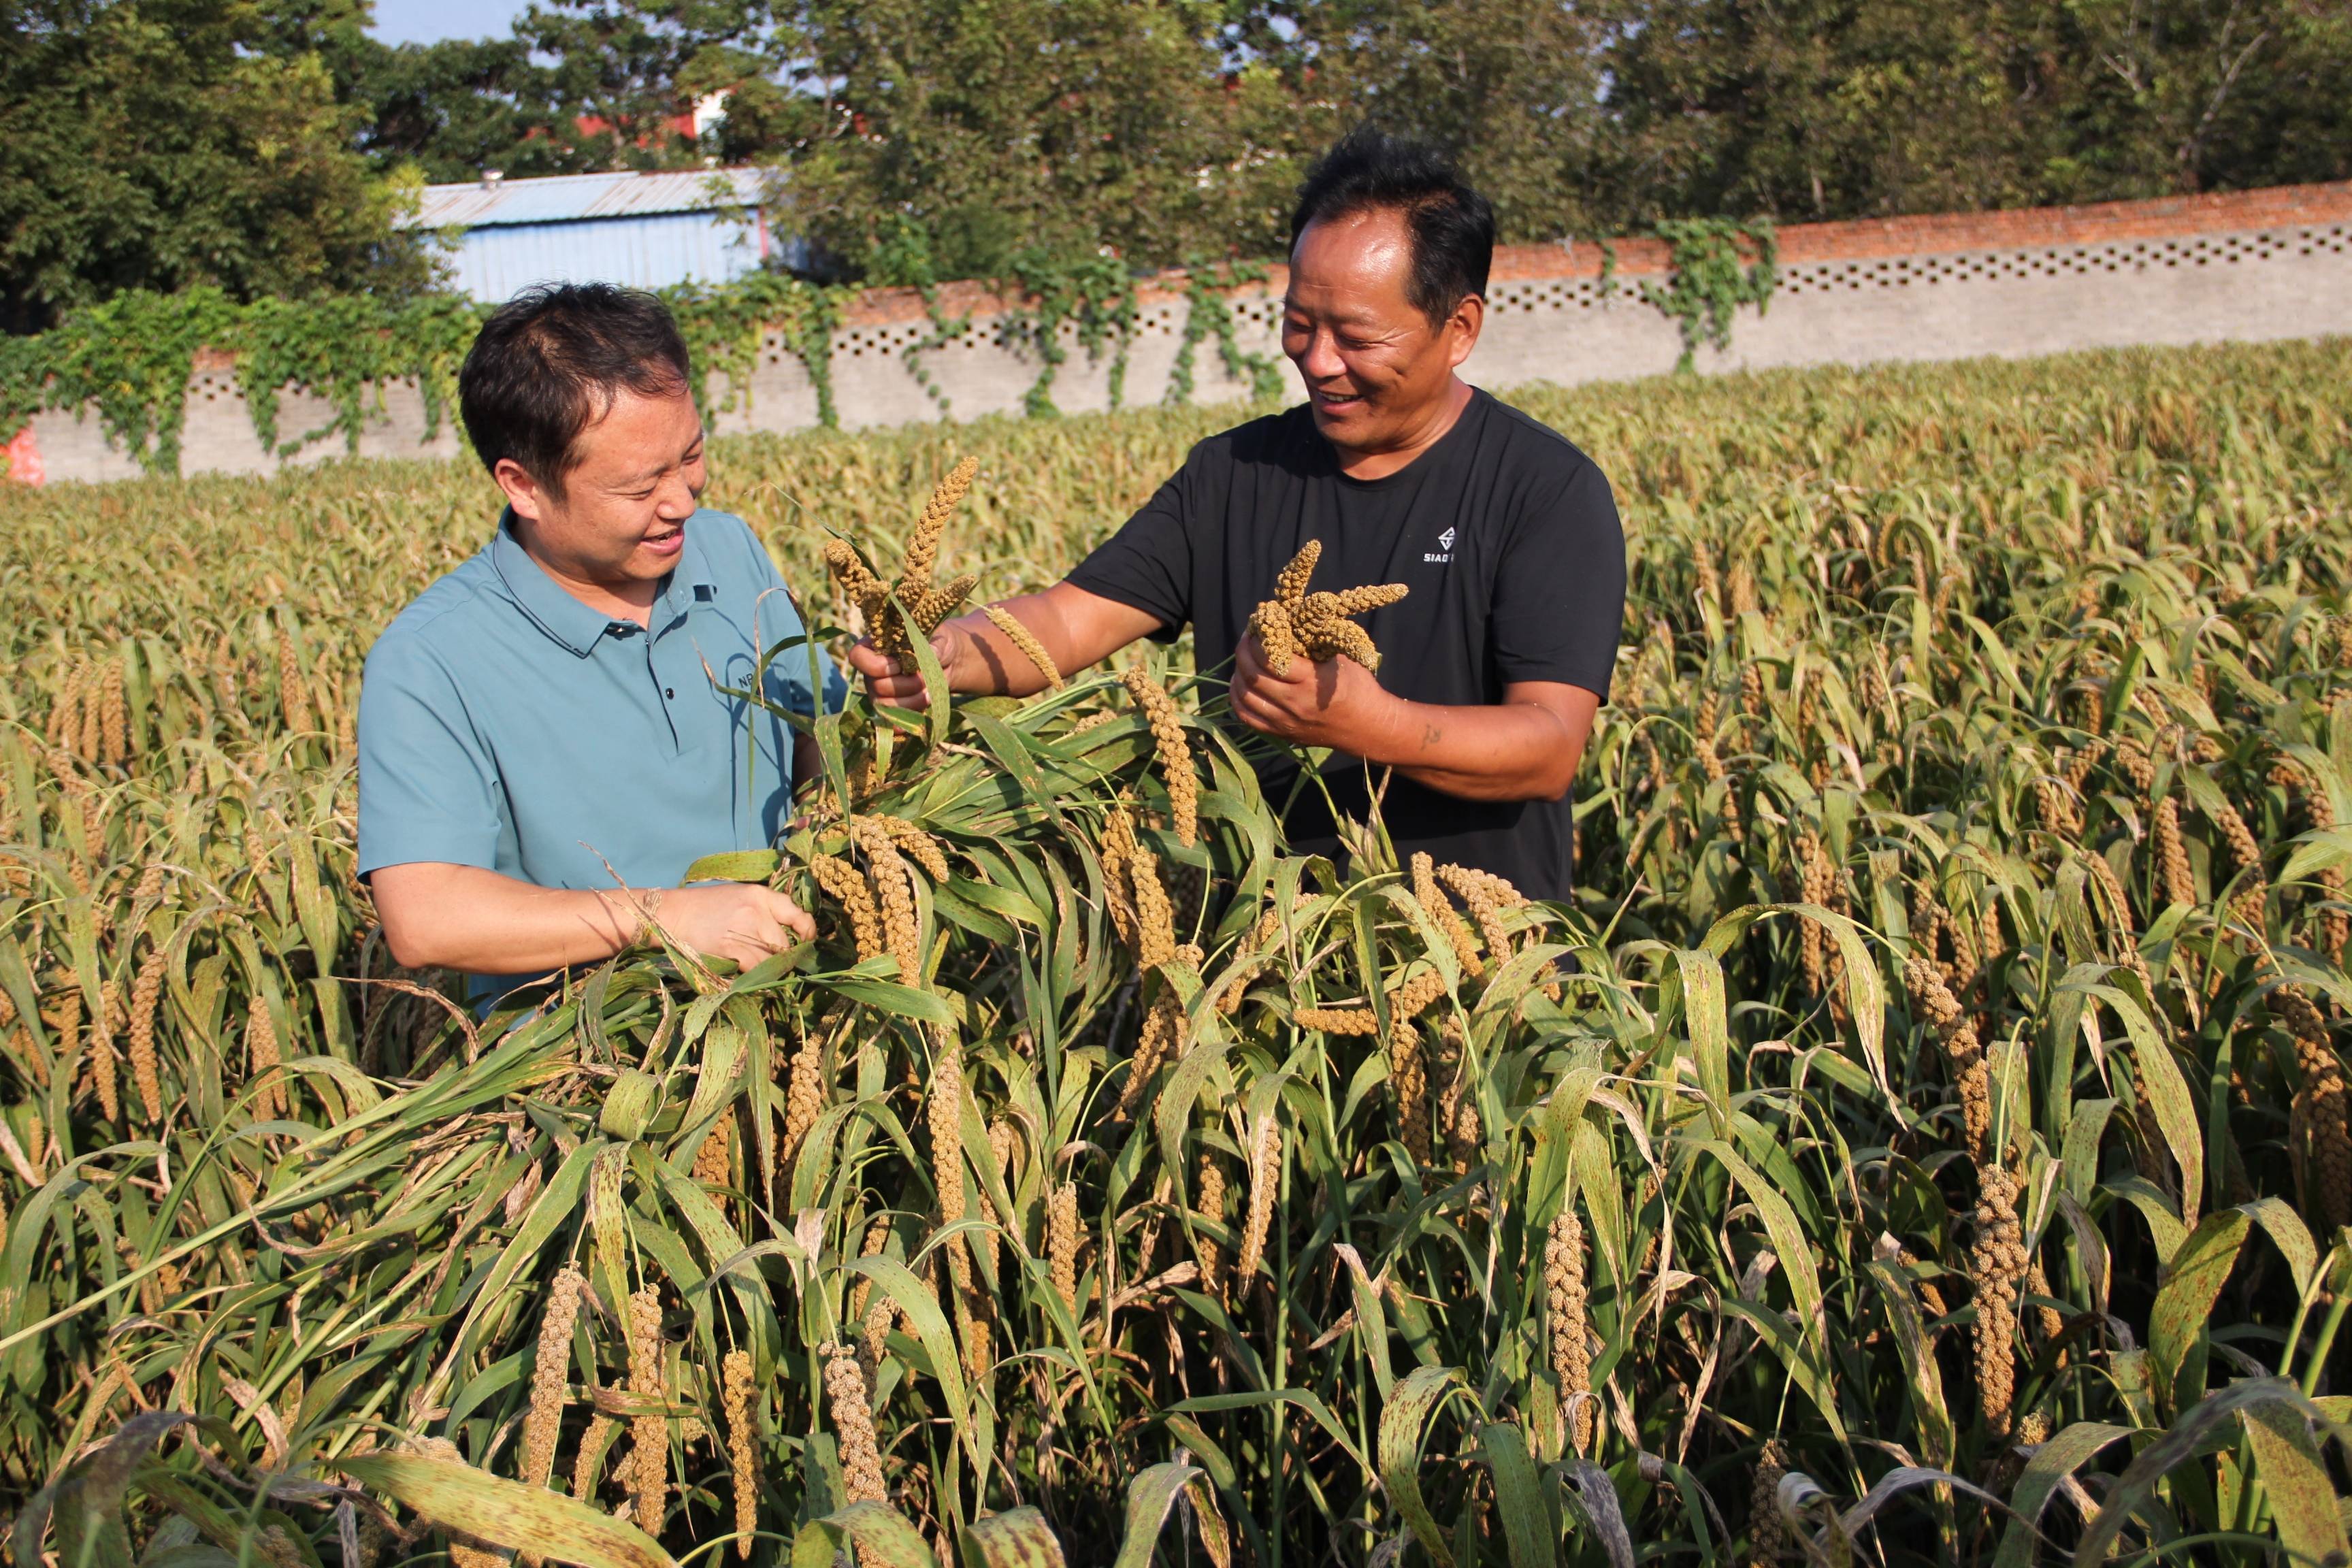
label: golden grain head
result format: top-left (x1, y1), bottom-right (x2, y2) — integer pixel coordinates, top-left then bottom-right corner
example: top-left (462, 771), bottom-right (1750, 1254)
top-left (1047, 1181), bottom-right (1080, 1311)
top-left (983, 603), bottom-right (1064, 690)
top-left (721, 1348), bottom-right (758, 1557)
top-left (1273, 540), bottom-right (1322, 606)
top-left (1249, 598), bottom-right (1299, 675)
top-left (821, 1342), bottom-right (888, 1503)
top-left (521, 1265), bottom-right (584, 1492)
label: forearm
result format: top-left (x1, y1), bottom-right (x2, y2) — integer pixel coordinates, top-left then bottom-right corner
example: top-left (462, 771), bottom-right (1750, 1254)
top-left (1348, 698), bottom-right (1584, 802)
top-left (935, 593), bottom-right (1066, 697)
top-left (373, 864), bottom-right (650, 973)
top-left (938, 584), bottom-right (1164, 696)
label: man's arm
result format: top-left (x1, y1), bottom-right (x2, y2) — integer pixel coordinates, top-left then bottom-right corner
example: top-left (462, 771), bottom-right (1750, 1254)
top-left (793, 731), bottom-right (826, 794)
top-left (372, 863), bottom-right (815, 974)
top-left (1228, 634), bottom-right (1597, 802)
top-left (846, 582), bottom-right (1166, 705)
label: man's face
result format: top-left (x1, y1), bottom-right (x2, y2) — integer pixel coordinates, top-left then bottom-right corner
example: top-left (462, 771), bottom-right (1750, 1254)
top-left (1281, 208), bottom-right (1479, 455)
top-left (497, 382), bottom-right (707, 591)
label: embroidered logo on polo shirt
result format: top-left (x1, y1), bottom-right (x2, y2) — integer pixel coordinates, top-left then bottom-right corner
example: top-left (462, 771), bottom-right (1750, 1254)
top-left (1424, 526), bottom-right (1456, 564)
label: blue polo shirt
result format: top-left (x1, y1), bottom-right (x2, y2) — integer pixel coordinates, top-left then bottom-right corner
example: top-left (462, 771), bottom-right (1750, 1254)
top-left (357, 508), bottom-right (843, 903)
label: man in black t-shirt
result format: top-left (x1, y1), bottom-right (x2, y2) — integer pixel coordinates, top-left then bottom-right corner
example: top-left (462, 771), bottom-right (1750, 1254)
top-left (850, 128), bottom-right (1626, 901)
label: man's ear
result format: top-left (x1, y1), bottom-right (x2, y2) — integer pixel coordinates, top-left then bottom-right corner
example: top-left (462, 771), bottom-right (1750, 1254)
top-left (493, 457), bottom-right (549, 523)
top-left (1444, 294), bottom-right (1484, 370)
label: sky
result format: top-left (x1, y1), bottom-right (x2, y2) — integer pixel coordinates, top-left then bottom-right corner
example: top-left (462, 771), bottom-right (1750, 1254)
top-left (367, 0), bottom-right (534, 47)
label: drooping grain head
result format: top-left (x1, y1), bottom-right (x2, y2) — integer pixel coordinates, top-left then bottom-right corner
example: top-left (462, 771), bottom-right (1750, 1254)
top-left (521, 1265), bottom-right (584, 1492)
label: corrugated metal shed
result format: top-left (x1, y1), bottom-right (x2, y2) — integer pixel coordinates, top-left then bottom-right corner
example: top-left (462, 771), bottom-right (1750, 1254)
top-left (416, 167), bottom-right (770, 228)
top-left (409, 167), bottom-right (804, 303)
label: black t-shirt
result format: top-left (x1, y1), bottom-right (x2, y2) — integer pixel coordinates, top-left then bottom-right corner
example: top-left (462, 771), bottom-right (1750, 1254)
top-left (1066, 388), bottom-right (1625, 900)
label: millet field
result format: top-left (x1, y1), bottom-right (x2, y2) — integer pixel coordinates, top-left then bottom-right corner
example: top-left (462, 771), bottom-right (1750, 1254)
top-left (5, 339), bottom-right (2352, 1568)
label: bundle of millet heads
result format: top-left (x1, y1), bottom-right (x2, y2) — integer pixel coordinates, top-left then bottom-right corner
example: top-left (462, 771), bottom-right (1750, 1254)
top-left (1247, 540), bottom-right (1409, 674)
top-left (823, 455), bottom-right (983, 662)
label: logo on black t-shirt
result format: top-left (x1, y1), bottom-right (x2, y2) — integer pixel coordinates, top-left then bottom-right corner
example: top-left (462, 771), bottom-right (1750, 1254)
top-left (1424, 525), bottom-right (1456, 564)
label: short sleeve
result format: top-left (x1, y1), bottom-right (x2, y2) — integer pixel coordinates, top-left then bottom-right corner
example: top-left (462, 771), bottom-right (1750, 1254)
top-left (1063, 448), bottom-right (1204, 638)
top-left (357, 627), bottom-right (505, 877)
top-left (1489, 458), bottom-right (1627, 698)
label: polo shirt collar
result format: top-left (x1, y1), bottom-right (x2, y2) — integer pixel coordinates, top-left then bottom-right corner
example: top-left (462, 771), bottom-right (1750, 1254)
top-left (653, 518), bottom-right (722, 624)
top-left (487, 510), bottom-right (721, 658)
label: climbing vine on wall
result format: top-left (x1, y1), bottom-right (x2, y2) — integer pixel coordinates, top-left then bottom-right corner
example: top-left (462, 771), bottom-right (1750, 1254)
top-left (1, 214), bottom-right (1782, 479)
top-left (0, 274), bottom-right (849, 480)
top-left (664, 273), bottom-right (851, 434)
top-left (0, 289), bottom-right (238, 476)
top-left (1167, 262), bottom-right (1287, 406)
top-left (0, 288), bottom-right (488, 478)
top-left (1639, 218), bottom-right (1778, 373)
top-left (996, 251), bottom-right (1139, 419)
top-left (233, 294), bottom-right (484, 459)
top-left (901, 285), bottom-right (970, 419)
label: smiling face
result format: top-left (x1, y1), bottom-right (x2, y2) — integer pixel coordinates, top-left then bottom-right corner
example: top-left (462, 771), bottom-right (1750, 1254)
top-left (493, 382), bottom-right (707, 619)
top-left (1281, 206), bottom-right (1483, 466)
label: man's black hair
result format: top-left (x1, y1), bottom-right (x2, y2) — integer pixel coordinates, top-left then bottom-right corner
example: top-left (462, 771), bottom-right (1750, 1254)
top-left (1290, 126), bottom-right (1494, 329)
top-left (458, 282), bottom-right (693, 495)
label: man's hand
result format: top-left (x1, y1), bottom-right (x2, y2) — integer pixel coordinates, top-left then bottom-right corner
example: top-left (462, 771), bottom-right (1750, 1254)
top-left (845, 627), bottom-right (962, 710)
top-left (1230, 630), bottom-right (1399, 753)
top-left (1229, 636), bottom-right (1599, 803)
top-left (644, 883), bottom-right (816, 968)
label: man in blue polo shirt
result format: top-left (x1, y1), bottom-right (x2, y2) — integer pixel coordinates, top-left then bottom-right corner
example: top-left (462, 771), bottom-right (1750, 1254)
top-left (357, 284), bottom-right (840, 994)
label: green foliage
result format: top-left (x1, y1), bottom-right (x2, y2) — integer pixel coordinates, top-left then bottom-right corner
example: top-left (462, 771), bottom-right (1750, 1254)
top-left (0, 287), bottom-right (485, 478)
top-left (753, 0), bottom-right (2351, 281)
top-left (514, 0), bottom-right (798, 172)
top-left (900, 288), bottom-right (972, 421)
top-left (784, 0), bottom-right (1305, 281)
top-left (1546, 0), bottom-right (2352, 229)
top-left (0, 217), bottom-right (1793, 478)
top-left (0, 287), bottom-right (234, 476)
top-left (1638, 218), bottom-right (1779, 372)
top-left (340, 0), bottom-right (817, 183)
top-left (13, 0), bottom-right (2352, 356)
top-left (233, 293), bottom-right (485, 458)
top-left (1232, 0), bottom-right (1607, 240)
top-left (5, 341), bottom-right (2352, 1563)
top-left (859, 216), bottom-right (975, 421)
top-left (346, 33), bottom-right (594, 184)
top-left (997, 250), bottom-right (1139, 419)
top-left (0, 210), bottom-right (1803, 479)
top-left (662, 271), bottom-right (852, 433)
top-left (0, 273), bottom-right (862, 479)
top-left (0, 0), bottom-right (436, 336)
top-left (1168, 263), bottom-right (1287, 408)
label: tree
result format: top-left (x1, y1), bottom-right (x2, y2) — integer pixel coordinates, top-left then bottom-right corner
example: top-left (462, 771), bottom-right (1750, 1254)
top-left (1232, 0), bottom-right (1614, 243)
top-left (783, 0), bottom-right (1310, 280)
top-left (0, 0), bottom-right (434, 333)
top-left (2010, 0), bottom-right (2352, 201)
top-left (1592, 0), bottom-right (2044, 225)
top-left (517, 0), bottom-right (808, 171)
top-left (6, 0), bottom-right (2347, 331)
top-left (316, 0), bottom-right (2352, 289)
top-left (347, 37), bottom-right (592, 184)
top-left (1592, 0), bottom-right (2352, 227)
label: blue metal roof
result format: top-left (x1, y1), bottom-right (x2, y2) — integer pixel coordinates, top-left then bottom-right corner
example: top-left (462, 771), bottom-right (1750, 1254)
top-left (412, 167), bottom-right (771, 229)
top-left (436, 212), bottom-right (787, 302)
top-left (405, 167), bottom-right (807, 302)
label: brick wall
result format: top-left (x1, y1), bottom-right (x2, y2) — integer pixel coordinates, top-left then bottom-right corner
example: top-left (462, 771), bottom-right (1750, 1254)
top-left (15, 180), bottom-right (2352, 484)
